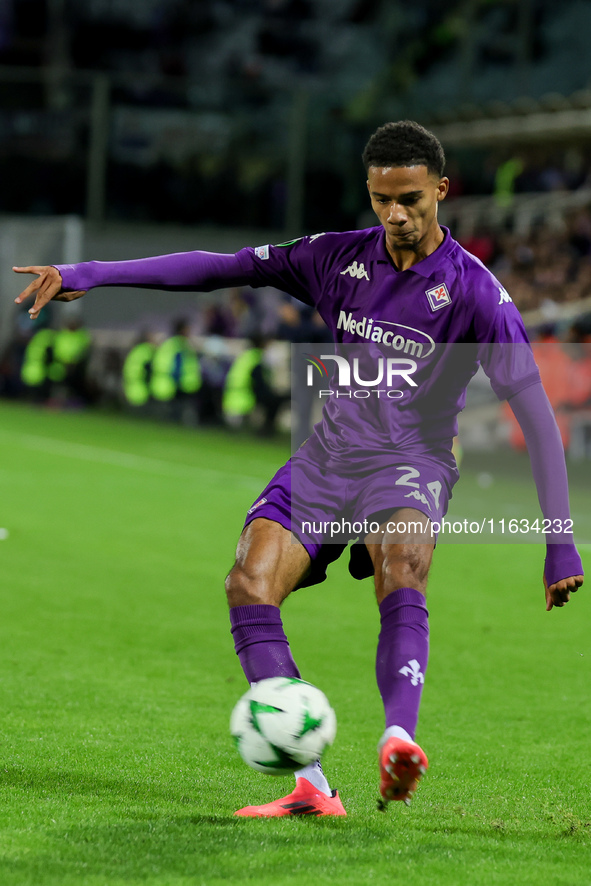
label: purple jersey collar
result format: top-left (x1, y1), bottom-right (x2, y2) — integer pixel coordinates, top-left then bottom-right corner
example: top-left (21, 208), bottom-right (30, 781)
top-left (375, 225), bottom-right (454, 278)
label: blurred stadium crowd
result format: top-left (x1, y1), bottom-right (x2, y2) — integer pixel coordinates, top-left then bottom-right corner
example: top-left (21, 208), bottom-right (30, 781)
top-left (0, 287), bottom-right (334, 439)
top-left (1, 0), bottom-right (591, 449)
top-left (462, 205), bottom-right (591, 313)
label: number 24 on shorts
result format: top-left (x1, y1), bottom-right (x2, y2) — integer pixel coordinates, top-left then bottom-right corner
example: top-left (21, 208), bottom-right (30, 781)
top-left (395, 465), bottom-right (442, 512)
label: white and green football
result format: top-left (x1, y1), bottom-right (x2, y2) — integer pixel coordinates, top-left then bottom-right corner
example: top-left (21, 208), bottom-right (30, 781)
top-left (230, 677), bottom-right (337, 775)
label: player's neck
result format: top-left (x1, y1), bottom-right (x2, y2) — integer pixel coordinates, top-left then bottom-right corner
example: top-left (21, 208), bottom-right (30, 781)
top-left (385, 223), bottom-right (445, 272)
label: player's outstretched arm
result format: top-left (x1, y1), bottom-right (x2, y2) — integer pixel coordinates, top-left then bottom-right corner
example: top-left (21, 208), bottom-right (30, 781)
top-left (14, 266), bottom-right (86, 319)
top-left (13, 239), bottom-right (321, 319)
top-left (13, 249), bottom-right (263, 321)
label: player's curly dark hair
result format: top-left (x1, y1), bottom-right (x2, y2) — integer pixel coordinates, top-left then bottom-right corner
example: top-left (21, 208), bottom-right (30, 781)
top-left (362, 120), bottom-right (445, 178)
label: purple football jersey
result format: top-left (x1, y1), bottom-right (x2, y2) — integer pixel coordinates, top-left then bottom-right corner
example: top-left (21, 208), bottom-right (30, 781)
top-left (234, 226), bottom-right (540, 467)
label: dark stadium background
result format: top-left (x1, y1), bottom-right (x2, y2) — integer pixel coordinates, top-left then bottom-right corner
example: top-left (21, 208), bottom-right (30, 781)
top-left (2, 0), bottom-right (591, 453)
top-left (1, 0), bottom-right (591, 433)
top-left (0, 5), bottom-right (590, 885)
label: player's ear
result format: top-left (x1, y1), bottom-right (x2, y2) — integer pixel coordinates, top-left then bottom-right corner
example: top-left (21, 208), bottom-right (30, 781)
top-left (437, 177), bottom-right (449, 201)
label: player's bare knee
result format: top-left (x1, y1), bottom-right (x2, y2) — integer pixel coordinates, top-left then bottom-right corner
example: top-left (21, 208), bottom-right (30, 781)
top-left (226, 519), bottom-right (310, 608)
top-left (376, 547), bottom-right (432, 599)
top-left (225, 562), bottom-right (276, 607)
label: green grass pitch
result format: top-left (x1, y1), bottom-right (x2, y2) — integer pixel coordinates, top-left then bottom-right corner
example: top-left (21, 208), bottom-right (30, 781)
top-left (0, 399), bottom-right (589, 886)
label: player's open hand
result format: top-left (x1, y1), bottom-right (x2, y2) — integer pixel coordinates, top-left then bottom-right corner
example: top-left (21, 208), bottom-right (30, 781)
top-left (544, 573), bottom-right (584, 611)
top-left (13, 265), bottom-right (86, 320)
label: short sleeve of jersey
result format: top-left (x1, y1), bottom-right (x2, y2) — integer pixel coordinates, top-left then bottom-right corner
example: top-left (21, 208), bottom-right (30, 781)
top-left (234, 235), bottom-right (338, 306)
top-left (470, 271), bottom-right (540, 401)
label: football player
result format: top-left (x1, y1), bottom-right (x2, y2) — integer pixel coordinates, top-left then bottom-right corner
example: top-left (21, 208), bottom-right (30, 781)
top-left (14, 121), bottom-right (583, 817)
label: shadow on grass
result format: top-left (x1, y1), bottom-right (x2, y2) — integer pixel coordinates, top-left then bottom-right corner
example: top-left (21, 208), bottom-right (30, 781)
top-left (0, 764), bottom-right (196, 805)
top-left (1, 767), bottom-right (589, 885)
top-left (0, 815), bottom-right (366, 885)
top-left (0, 810), bottom-right (589, 886)
top-left (0, 764), bottom-right (356, 825)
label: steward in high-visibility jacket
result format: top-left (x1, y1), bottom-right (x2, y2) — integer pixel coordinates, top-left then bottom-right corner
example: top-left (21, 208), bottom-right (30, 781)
top-left (222, 345), bottom-right (263, 420)
top-left (49, 324), bottom-right (91, 383)
top-left (21, 320), bottom-right (91, 401)
top-left (222, 336), bottom-right (287, 434)
top-left (21, 328), bottom-right (55, 388)
top-left (123, 339), bottom-right (156, 406)
top-left (150, 321), bottom-right (201, 402)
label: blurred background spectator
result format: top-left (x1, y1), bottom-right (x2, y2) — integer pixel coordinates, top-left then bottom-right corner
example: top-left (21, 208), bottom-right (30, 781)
top-left (222, 333), bottom-right (289, 436)
top-left (20, 313), bottom-right (93, 406)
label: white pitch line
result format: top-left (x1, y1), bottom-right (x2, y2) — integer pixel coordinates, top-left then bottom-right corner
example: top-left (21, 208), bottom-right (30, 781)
top-left (0, 429), bottom-right (266, 489)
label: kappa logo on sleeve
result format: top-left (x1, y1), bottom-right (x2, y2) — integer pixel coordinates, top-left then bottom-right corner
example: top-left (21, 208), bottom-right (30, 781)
top-left (425, 283), bottom-right (451, 312)
top-left (498, 286), bottom-right (513, 305)
top-left (255, 245), bottom-right (270, 260)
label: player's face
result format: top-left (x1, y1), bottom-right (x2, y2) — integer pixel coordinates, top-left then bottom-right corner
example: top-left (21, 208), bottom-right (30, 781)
top-left (367, 165), bottom-right (448, 259)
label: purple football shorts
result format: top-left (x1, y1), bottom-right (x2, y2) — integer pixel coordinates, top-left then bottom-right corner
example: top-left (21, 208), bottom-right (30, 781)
top-left (243, 442), bottom-right (458, 589)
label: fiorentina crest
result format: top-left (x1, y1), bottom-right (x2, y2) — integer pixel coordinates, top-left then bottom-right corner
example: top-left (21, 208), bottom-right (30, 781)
top-left (425, 283), bottom-right (451, 311)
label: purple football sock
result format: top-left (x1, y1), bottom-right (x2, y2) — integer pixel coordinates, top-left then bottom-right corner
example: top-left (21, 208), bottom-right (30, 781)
top-left (376, 588), bottom-right (429, 740)
top-left (230, 604), bottom-right (301, 685)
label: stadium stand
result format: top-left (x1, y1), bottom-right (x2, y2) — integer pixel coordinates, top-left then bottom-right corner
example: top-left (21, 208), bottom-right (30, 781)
top-left (2, 0), bottom-right (591, 449)
top-left (1, 1), bottom-right (591, 227)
